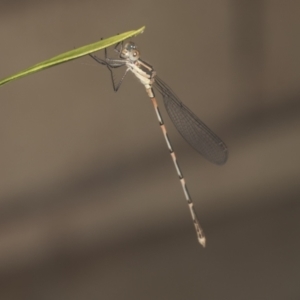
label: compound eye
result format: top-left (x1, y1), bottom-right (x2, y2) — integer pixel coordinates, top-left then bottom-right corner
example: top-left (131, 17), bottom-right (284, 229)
top-left (131, 50), bottom-right (139, 59)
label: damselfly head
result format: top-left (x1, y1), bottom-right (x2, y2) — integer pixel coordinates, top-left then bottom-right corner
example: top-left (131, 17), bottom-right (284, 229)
top-left (121, 42), bottom-right (140, 61)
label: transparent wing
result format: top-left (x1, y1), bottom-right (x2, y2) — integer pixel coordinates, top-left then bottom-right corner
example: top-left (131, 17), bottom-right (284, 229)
top-left (154, 76), bottom-right (228, 165)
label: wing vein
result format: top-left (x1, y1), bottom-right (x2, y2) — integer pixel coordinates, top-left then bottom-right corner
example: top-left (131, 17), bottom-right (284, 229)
top-left (154, 76), bottom-right (228, 165)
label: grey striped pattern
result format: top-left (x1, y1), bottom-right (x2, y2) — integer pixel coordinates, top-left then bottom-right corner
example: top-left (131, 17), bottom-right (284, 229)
top-left (147, 87), bottom-right (206, 247)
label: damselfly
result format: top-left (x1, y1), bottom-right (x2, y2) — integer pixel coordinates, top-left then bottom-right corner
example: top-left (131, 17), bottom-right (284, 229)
top-left (89, 41), bottom-right (228, 247)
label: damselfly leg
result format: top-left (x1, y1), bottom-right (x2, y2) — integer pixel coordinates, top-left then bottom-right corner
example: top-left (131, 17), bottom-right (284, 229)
top-left (113, 41), bottom-right (124, 54)
top-left (89, 42), bottom-right (128, 91)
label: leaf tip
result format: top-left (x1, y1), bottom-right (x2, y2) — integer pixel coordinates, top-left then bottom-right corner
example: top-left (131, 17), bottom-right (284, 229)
top-left (135, 26), bottom-right (146, 36)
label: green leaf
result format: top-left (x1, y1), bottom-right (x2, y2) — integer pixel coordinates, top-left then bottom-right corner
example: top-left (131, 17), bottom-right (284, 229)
top-left (0, 26), bottom-right (145, 87)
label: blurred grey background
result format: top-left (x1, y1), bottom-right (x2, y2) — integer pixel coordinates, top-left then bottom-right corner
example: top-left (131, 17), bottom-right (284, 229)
top-left (0, 1), bottom-right (300, 299)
